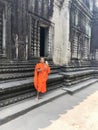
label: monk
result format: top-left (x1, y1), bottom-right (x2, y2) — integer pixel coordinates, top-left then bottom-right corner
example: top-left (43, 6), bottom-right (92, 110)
top-left (34, 57), bottom-right (50, 99)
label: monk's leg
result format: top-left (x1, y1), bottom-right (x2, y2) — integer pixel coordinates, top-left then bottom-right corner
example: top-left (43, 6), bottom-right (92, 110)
top-left (37, 92), bottom-right (43, 99)
top-left (37, 91), bottom-right (39, 99)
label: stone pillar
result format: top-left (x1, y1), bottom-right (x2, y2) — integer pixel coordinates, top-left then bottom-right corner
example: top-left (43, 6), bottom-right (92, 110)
top-left (2, 10), bottom-right (6, 56)
top-left (26, 35), bottom-right (28, 60)
top-left (62, 0), bottom-right (71, 65)
top-left (51, 0), bottom-right (71, 65)
top-left (15, 34), bottom-right (18, 60)
top-left (95, 49), bottom-right (98, 61)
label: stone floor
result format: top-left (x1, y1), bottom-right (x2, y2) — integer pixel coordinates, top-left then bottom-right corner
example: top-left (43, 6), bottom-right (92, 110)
top-left (0, 82), bottom-right (98, 130)
top-left (40, 89), bottom-right (98, 130)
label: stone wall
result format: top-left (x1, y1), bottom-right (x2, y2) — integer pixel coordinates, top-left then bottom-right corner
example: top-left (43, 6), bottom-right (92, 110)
top-left (50, 0), bottom-right (93, 65)
top-left (51, 0), bottom-right (71, 65)
top-left (70, 0), bottom-right (93, 61)
top-left (0, 0), bottom-right (94, 66)
top-left (91, 0), bottom-right (98, 60)
top-left (0, 0), bottom-right (11, 59)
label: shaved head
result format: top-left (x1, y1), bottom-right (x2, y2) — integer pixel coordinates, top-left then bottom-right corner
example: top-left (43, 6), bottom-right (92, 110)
top-left (40, 57), bottom-right (44, 63)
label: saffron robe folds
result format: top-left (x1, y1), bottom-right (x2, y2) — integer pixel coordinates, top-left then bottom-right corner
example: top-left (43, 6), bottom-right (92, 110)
top-left (34, 63), bottom-right (50, 93)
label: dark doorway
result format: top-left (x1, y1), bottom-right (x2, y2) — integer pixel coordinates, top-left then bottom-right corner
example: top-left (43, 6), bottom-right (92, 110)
top-left (40, 27), bottom-right (45, 57)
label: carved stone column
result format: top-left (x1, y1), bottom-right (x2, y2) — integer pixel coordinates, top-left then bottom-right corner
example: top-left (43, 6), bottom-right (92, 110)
top-left (15, 34), bottom-right (18, 60)
top-left (30, 17), bottom-right (40, 57)
top-left (2, 9), bottom-right (6, 56)
top-left (30, 17), bottom-right (35, 56)
top-left (26, 35), bottom-right (28, 60)
top-left (48, 25), bottom-right (54, 58)
top-left (34, 20), bottom-right (39, 57)
top-left (37, 23), bottom-right (40, 56)
top-left (83, 37), bottom-right (89, 60)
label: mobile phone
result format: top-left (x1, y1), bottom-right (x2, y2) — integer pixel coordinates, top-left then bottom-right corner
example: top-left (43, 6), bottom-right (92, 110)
top-left (45, 61), bottom-right (48, 65)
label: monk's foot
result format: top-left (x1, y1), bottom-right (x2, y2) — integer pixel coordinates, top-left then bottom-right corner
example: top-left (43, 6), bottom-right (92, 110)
top-left (38, 97), bottom-right (42, 99)
top-left (36, 96), bottom-right (42, 100)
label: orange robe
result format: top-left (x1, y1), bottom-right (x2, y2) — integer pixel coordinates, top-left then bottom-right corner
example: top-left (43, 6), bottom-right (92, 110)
top-left (34, 63), bottom-right (50, 93)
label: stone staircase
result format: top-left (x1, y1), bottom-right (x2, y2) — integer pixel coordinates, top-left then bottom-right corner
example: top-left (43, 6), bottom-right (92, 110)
top-left (61, 65), bottom-right (98, 93)
top-left (0, 61), bottom-right (98, 125)
top-left (0, 59), bottom-right (98, 108)
top-left (0, 59), bottom-right (64, 107)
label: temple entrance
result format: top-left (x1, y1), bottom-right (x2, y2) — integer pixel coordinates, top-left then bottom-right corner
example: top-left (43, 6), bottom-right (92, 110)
top-left (40, 27), bottom-right (48, 57)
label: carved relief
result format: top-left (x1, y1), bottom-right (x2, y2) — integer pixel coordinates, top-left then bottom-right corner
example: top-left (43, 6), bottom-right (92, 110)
top-left (30, 0), bottom-right (54, 18)
top-left (71, 31), bottom-right (78, 59)
top-left (70, 1), bottom-right (92, 60)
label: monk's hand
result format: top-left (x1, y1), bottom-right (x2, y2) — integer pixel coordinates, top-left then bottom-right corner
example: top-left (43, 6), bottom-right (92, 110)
top-left (44, 65), bottom-right (48, 69)
top-left (37, 68), bottom-right (43, 72)
top-left (37, 68), bottom-right (41, 72)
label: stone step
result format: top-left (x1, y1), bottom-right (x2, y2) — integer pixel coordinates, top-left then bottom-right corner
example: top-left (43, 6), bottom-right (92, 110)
top-left (0, 60), bottom-right (60, 75)
top-left (0, 74), bottom-right (64, 90)
top-left (0, 83), bottom-right (63, 108)
top-left (0, 69), bottom-right (59, 82)
top-left (0, 74), bottom-right (64, 107)
top-left (0, 64), bottom-right (57, 69)
top-left (0, 91), bottom-right (36, 107)
top-left (0, 60), bottom-right (64, 108)
top-left (0, 88), bottom-right (67, 126)
top-left (61, 70), bottom-right (94, 78)
top-left (61, 65), bottom-right (98, 72)
top-left (0, 60), bottom-right (54, 66)
top-left (0, 60), bottom-right (55, 67)
top-left (0, 73), bottom-right (33, 81)
top-left (0, 61), bottom-right (56, 66)
top-left (0, 67), bottom-right (59, 73)
top-left (64, 76), bottom-right (93, 86)
top-left (61, 67), bottom-right (90, 72)
top-left (63, 78), bottom-right (98, 94)
top-left (60, 70), bottom-right (97, 86)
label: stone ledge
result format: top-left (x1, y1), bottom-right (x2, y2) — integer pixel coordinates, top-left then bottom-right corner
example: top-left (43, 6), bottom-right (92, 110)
top-left (63, 78), bottom-right (98, 94)
top-left (0, 74), bottom-right (64, 90)
top-left (60, 70), bottom-right (94, 78)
